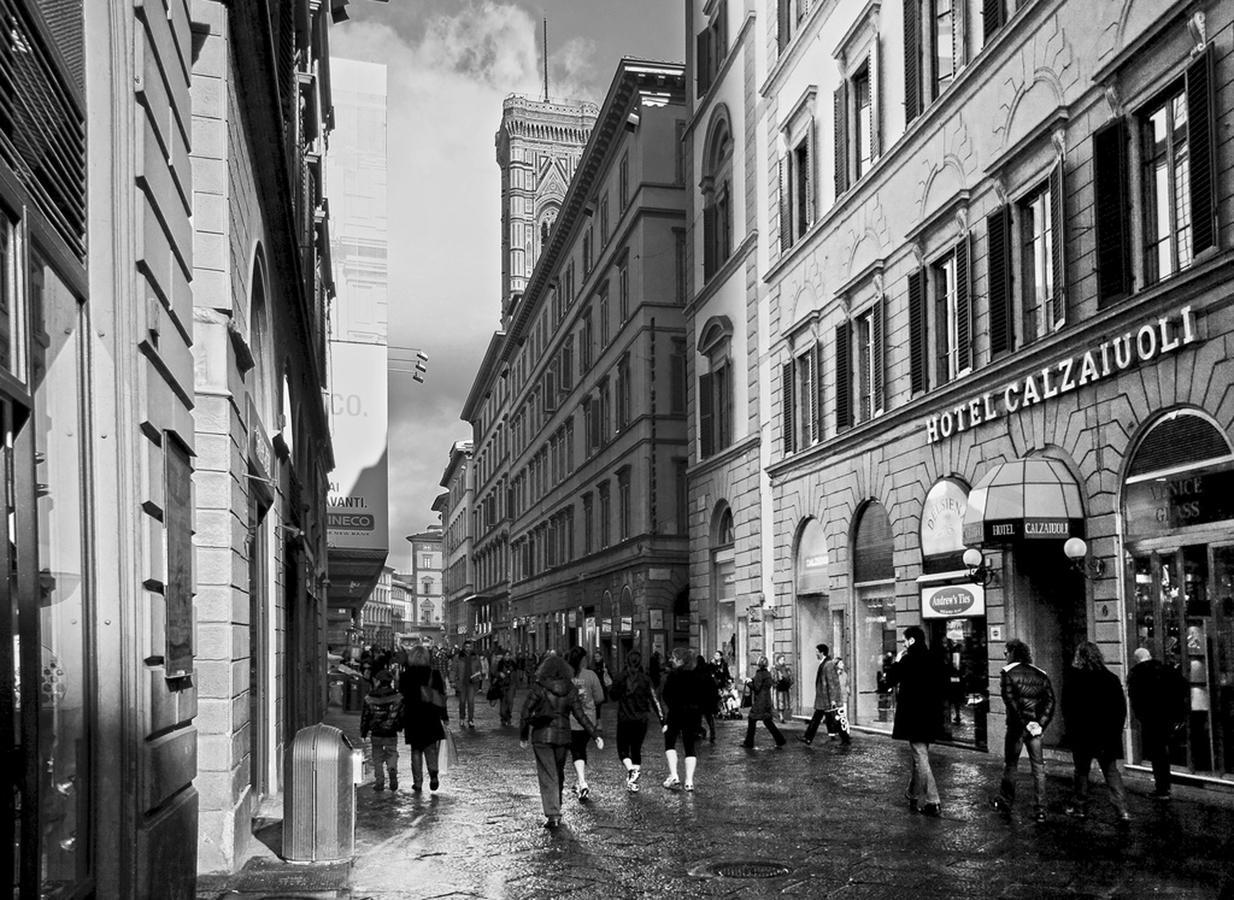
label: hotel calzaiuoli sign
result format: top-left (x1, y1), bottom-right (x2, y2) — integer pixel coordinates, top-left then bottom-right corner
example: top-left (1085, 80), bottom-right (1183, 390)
top-left (924, 306), bottom-right (1198, 444)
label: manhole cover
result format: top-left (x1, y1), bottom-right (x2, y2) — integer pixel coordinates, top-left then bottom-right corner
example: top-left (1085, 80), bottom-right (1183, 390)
top-left (712, 861), bottom-right (792, 879)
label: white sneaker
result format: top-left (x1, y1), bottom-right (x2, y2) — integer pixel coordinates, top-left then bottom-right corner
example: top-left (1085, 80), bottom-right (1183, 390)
top-left (684, 782), bottom-right (695, 792)
top-left (662, 775), bottom-right (680, 789)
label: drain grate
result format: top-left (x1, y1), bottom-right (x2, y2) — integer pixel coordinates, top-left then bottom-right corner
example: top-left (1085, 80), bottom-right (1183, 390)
top-left (712, 861), bottom-right (791, 879)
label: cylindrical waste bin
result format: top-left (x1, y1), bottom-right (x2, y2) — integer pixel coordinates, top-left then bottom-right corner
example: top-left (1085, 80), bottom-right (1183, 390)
top-left (284, 723), bottom-right (358, 862)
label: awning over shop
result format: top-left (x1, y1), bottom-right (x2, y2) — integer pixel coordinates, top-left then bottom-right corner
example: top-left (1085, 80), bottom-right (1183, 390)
top-left (962, 458), bottom-right (1085, 545)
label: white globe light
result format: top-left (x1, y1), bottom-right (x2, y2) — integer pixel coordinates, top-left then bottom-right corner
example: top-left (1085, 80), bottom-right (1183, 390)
top-left (1063, 537), bottom-right (1088, 561)
top-left (962, 547), bottom-right (984, 569)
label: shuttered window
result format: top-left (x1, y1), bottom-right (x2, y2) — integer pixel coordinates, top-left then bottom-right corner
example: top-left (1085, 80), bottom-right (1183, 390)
top-left (834, 82), bottom-right (849, 195)
top-left (835, 323), bottom-right (852, 431)
top-left (1048, 159), bottom-right (1066, 328)
top-left (986, 205), bottom-right (1013, 356)
top-left (697, 29), bottom-right (712, 96)
top-left (1093, 118), bottom-right (1131, 307)
top-left (782, 362), bottom-right (796, 454)
top-left (904, 0), bottom-right (922, 123)
top-left (955, 234), bottom-right (972, 374)
top-left (1186, 47), bottom-right (1217, 256)
top-left (907, 268), bottom-right (927, 394)
top-left (982, 0), bottom-right (1005, 44)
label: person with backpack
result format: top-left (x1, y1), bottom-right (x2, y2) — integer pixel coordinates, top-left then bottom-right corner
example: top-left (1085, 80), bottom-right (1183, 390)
top-left (608, 649), bottom-right (664, 791)
top-left (359, 669), bottom-right (404, 792)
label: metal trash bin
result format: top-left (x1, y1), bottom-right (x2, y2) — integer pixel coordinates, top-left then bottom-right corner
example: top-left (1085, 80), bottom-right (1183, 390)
top-left (283, 723), bottom-right (362, 862)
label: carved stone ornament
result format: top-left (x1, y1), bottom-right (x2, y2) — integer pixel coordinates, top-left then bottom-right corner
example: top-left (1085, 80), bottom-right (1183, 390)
top-left (1188, 11), bottom-right (1206, 53)
top-left (1103, 82), bottom-right (1122, 118)
top-left (872, 273), bottom-right (884, 298)
top-left (1052, 128), bottom-right (1066, 160)
top-left (955, 208), bottom-right (968, 235)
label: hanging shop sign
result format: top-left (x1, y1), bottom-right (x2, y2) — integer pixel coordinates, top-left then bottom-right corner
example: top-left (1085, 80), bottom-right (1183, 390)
top-left (924, 305), bottom-right (1198, 445)
top-left (1124, 466), bottom-right (1234, 539)
top-left (921, 480), bottom-right (967, 557)
top-left (921, 583), bottom-right (986, 619)
top-left (600, 617), bottom-right (613, 636)
top-left (620, 616), bottom-right (633, 634)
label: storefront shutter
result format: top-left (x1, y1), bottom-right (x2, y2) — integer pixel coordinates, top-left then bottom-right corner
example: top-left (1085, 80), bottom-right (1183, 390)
top-left (983, 0), bottom-right (1005, 44)
top-left (873, 294), bottom-right (886, 414)
top-left (834, 82), bottom-right (849, 195)
top-left (986, 205), bottom-right (1013, 356)
top-left (1049, 158), bottom-right (1066, 327)
top-left (782, 362), bottom-right (796, 454)
top-left (904, 0), bottom-right (921, 123)
top-left (699, 372), bottom-right (715, 458)
top-left (1186, 45), bottom-right (1217, 256)
top-left (908, 268), bottom-right (927, 393)
top-left (1093, 118), bottom-right (1131, 307)
top-left (956, 234), bottom-right (972, 372)
top-left (835, 323), bottom-right (852, 430)
top-left (697, 30), bottom-right (712, 96)
top-left (779, 156), bottom-right (791, 252)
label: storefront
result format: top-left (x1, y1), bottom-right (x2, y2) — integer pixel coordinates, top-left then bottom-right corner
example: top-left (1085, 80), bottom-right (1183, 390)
top-left (919, 478), bottom-right (988, 749)
top-left (1122, 410), bottom-right (1234, 780)
top-left (852, 501), bottom-right (896, 729)
top-left (793, 517), bottom-right (837, 711)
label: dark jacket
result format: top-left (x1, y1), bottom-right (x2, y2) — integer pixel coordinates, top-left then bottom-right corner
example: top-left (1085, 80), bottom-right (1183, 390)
top-left (1061, 666), bottom-right (1126, 759)
top-left (360, 683), bottom-right (404, 739)
top-left (609, 668), bottom-right (663, 723)
top-left (748, 668), bottom-right (775, 719)
top-left (662, 666), bottom-right (713, 720)
top-left (399, 665), bottom-right (448, 749)
top-left (1127, 659), bottom-right (1186, 730)
top-left (886, 645), bottom-right (944, 743)
top-left (519, 676), bottom-right (597, 745)
top-left (1000, 662), bottom-right (1055, 733)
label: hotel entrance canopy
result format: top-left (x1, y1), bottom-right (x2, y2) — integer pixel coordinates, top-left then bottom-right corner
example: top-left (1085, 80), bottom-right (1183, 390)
top-left (962, 457), bottom-right (1085, 545)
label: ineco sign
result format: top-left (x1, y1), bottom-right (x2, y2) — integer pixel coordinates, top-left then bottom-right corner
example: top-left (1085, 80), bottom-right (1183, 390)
top-left (924, 306), bottom-right (1198, 444)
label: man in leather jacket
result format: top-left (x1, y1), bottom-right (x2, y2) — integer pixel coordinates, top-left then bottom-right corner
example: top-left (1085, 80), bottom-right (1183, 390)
top-left (990, 638), bottom-right (1055, 821)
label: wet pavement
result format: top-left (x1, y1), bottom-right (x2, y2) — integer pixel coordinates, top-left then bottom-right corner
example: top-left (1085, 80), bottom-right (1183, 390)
top-left (338, 690), bottom-right (1234, 899)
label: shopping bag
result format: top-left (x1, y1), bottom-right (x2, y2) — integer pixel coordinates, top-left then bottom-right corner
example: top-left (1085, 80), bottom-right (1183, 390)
top-left (437, 725), bottom-right (459, 777)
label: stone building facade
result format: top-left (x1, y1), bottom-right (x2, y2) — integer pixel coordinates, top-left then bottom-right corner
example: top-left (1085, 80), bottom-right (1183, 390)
top-left (728, 0), bottom-right (1234, 790)
top-left (439, 440), bottom-right (475, 639)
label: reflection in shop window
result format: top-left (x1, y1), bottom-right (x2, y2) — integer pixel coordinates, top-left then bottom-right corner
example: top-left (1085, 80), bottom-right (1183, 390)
top-left (31, 251), bottom-right (90, 893)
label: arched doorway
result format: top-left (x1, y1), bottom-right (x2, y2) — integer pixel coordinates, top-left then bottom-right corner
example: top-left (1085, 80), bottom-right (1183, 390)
top-left (1123, 409), bottom-right (1234, 777)
top-left (793, 517), bottom-right (836, 712)
top-left (707, 506), bottom-right (736, 667)
top-left (852, 500), bottom-right (896, 728)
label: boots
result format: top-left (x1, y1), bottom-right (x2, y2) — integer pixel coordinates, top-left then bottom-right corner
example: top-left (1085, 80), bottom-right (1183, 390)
top-left (388, 769), bottom-right (398, 792)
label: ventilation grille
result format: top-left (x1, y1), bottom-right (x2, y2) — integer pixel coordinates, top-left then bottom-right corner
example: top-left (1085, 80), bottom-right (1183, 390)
top-left (1128, 413), bottom-right (1231, 478)
top-left (0, 0), bottom-right (86, 263)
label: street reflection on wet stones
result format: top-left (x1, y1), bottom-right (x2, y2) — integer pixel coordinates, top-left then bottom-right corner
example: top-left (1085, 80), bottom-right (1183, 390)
top-left (346, 697), bottom-right (1233, 899)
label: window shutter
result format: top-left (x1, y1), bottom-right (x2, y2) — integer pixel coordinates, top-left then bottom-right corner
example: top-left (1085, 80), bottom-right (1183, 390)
top-left (904, 0), bottom-right (921, 123)
top-left (697, 30), bottom-right (712, 96)
top-left (717, 0), bottom-right (729, 59)
top-left (718, 366), bottom-right (732, 448)
top-left (908, 268), bottom-right (927, 393)
top-left (986, 205), bottom-right (1013, 356)
top-left (782, 362), bottom-right (796, 454)
top-left (982, 0), bottom-right (1004, 43)
top-left (1186, 45), bottom-right (1217, 256)
top-left (834, 82), bottom-right (849, 195)
top-left (956, 234), bottom-right (972, 372)
top-left (835, 324), bottom-right (852, 431)
top-left (1093, 118), bottom-right (1131, 307)
top-left (703, 205), bottom-right (717, 279)
top-left (1049, 158), bottom-right (1066, 328)
top-left (802, 351), bottom-right (816, 443)
top-left (699, 372), bottom-right (715, 458)
top-left (779, 155), bottom-right (791, 252)
top-left (869, 43), bottom-right (881, 158)
top-left (812, 342), bottom-right (824, 441)
top-left (778, 0), bottom-right (791, 51)
top-left (873, 294), bottom-right (886, 414)
top-left (807, 117), bottom-right (817, 223)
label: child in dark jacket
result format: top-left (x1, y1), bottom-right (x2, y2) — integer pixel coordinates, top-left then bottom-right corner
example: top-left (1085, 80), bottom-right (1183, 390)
top-left (360, 669), bottom-right (405, 791)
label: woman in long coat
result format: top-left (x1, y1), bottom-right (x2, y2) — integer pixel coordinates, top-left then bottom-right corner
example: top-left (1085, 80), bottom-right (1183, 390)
top-left (519, 654), bottom-right (603, 829)
top-left (399, 644), bottom-right (449, 792)
top-left (742, 657), bottom-right (787, 749)
top-left (1062, 641), bottom-right (1129, 821)
top-left (886, 626), bottom-right (944, 815)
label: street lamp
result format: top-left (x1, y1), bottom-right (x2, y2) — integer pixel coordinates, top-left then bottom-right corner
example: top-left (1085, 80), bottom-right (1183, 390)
top-left (1063, 537), bottom-right (1106, 579)
top-left (963, 547), bottom-right (996, 586)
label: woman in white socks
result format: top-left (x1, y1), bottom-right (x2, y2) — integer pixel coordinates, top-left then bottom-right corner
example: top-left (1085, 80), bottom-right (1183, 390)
top-left (567, 646), bottom-right (607, 801)
top-left (660, 647), bottom-right (714, 791)
top-left (608, 649), bottom-right (663, 791)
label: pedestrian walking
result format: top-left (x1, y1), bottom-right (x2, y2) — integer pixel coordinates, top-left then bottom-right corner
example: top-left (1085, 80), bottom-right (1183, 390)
top-left (704, 652), bottom-right (729, 740)
top-left (451, 639), bottom-right (485, 728)
top-left (742, 657), bottom-right (787, 749)
top-left (1127, 646), bottom-right (1186, 800)
top-left (773, 653), bottom-right (794, 723)
top-left (661, 648), bottom-right (713, 791)
top-left (398, 645), bottom-right (449, 792)
top-left (798, 644), bottom-right (851, 745)
top-left (608, 649), bottom-right (664, 791)
top-left (519, 654), bottom-right (603, 829)
top-left (591, 649), bottom-right (613, 720)
top-left (567, 646), bottom-right (607, 801)
top-left (885, 626), bottom-right (944, 816)
top-left (359, 669), bottom-right (404, 792)
top-left (989, 638), bottom-right (1055, 822)
top-left (493, 652), bottom-right (518, 726)
top-left (1062, 641), bottom-right (1130, 822)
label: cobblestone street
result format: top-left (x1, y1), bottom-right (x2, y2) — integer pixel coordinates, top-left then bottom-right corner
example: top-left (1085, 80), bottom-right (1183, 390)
top-left (330, 691), bottom-right (1234, 899)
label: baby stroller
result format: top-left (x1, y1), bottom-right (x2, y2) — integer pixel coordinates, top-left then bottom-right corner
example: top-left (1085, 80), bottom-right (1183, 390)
top-left (719, 685), bottom-right (744, 719)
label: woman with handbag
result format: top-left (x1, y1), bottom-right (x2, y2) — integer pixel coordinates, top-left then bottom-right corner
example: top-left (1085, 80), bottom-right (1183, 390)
top-left (520, 654), bottom-right (603, 829)
top-left (773, 654), bottom-right (794, 723)
top-left (399, 644), bottom-right (449, 792)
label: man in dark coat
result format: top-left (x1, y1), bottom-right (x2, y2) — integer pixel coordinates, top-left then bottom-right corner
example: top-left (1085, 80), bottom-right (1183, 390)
top-left (990, 638), bottom-right (1055, 822)
top-left (886, 626), bottom-right (944, 816)
top-left (798, 644), bottom-right (850, 745)
top-left (1127, 646), bottom-right (1186, 799)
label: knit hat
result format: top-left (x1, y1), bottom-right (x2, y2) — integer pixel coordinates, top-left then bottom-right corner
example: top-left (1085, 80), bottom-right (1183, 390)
top-left (375, 669), bottom-right (394, 683)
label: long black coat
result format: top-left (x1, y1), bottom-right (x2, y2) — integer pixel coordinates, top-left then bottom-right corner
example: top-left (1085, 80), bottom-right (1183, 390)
top-left (886, 646), bottom-right (944, 743)
top-left (399, 665), bottom-right (447, 750)
top-left (1061, 667), bottom-right (1126, 759)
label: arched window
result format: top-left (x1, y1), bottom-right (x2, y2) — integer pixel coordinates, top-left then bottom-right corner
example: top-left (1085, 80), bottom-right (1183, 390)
top-left (702, 112), bottom-right (734, 280)
top-left (249, 250), bottom-right (273, 426)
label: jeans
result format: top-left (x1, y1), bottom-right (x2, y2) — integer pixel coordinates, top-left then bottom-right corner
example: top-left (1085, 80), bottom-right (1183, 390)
top-left (803, 707), bottom-right (850, 742)
top-left (410, 741), bottom-right (440, 787)
top-left (457, 684), bottom-right (476, 723)
top-left (1140, 724), bottom-right (1173, 794)
top-left (998, 729), bottom-right (1046, 812)
top-left (743, 716), bottom-right (786, 747)
top-left (617, 718), bottom-right (648, 765)
top-left (500, 684), bottom-right (516, 724)
top-left (532, 743), bottom-right (569, 817)
top-left (906, 741), bottom-right (940, 805)
top-left (1071, 751), bottom-right (1128, 816)
top-left (370, 736), bottom-right (398, 784)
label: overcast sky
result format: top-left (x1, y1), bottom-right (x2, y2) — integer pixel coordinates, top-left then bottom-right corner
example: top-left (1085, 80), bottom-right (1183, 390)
top-left (331, 1), bottom-right (684, 571)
